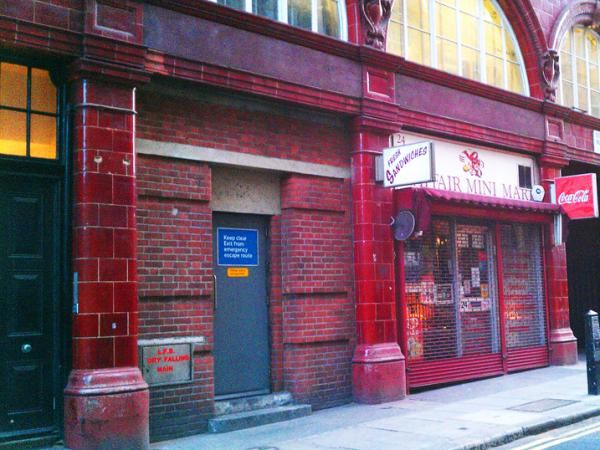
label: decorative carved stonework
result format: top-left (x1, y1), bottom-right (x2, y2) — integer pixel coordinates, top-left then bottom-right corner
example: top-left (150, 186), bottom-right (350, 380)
top-left (361, 0), bottom-right (394, 50)
top-left (541, 50), bottom-right (560, 102)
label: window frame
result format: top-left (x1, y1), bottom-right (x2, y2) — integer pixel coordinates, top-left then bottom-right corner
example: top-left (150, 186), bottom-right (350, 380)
top-left (0, 59), bottom-right (61, 162)
top-left (557, 26), bottom-right (600, 116)
top-left (209, 0), bottom-right (348, 41)
top-left (388, 0), bottom-right (529, 95)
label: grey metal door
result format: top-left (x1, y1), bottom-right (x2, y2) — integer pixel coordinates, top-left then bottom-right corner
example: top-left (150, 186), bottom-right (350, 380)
top-left (213, 213), bottom-right (270, 398)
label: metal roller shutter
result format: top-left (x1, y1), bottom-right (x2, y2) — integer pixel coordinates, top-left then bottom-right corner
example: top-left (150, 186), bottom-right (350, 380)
top-left (403, 218), bottom-right (548, 389)
top-left (500, 223), bottom-right (549, 371)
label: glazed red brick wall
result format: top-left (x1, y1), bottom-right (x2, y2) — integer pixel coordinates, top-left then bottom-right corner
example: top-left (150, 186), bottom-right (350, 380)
top-left (270, 216), bottom-right (285, 392)
top-left (137, 157), bottom-right (212, 298)
top-left (284, 294), bottom-right (354, 343)
top-left (280, 174), bottom-right (354, 409)
top-left (137, 155), bottom-right (214, 441)
top-left (148, 354), bottom-right (213, 440)
top-left (281, 176), bottom-right (352, 294)
top-left (0, 0), bottom-right (84, 32)
top-left (284, 341), bottom-right (353, 408)
top-left (137, 91), bottom-right (350, 168)
top-left (136, 91), bottom-right (354, 434)
top-left (564, 122), bottom-right (594, 152)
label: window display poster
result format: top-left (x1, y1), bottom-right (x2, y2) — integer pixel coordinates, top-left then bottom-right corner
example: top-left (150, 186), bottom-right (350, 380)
top-left (471, 233), bottom-right (484, 249)
top-left (463, 279), bottom-right (471, 295)
top-left (471, 267), bottom-right (480, 288)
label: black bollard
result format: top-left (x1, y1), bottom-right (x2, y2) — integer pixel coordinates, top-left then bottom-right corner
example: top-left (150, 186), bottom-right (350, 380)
top-left (585, 310), bottom-right (600, 395)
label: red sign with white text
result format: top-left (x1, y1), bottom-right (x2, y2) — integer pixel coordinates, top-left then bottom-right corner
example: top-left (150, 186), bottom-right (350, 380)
top-left (555, 173), bottom-right (599, 220)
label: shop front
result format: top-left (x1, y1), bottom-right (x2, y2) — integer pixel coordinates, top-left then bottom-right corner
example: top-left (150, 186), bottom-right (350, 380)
top-left (392, 133), bottom-right (559, 389)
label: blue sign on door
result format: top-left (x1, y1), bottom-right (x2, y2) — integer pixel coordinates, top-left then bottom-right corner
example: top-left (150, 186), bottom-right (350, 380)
top-left (217, 228), bottom-right (259, 266)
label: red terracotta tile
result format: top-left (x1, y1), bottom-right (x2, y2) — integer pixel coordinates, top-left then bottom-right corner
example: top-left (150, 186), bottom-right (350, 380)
top-left (0, 0), bottom-right (34, 21)
top-left (77, 172), bottom-right (113, 204)
top-left (114, 282), bottom-right (137, 312)
top-left (34, 2), bottom-right (69, 29)
top-left (376, 303), bottom-right (393, 321)
top-left (356, 303), bottom-right (377, 321)
top-left (99, 204), bottom-right (128, 227)
top-left (358, 322), bottom-right (377, 343)
top-left (113, 130), bottom-right (133, 154)
top-left (74, 258), bottom-right (99, 282)
top-left (78, 282), bottom-right (114, 313)
top-left (100, 313), bottom-right (128, 337)
top-left (114, 229), bottom-right (136, 258)
top-left (129, 312), bottom-right (138, 335)
top-left (98, 110), bottom-right (127, 130)
top-left (113, 175), bottom-right (135, 205)
top-left (73, 337), bottom-right (114, 370)
top-left (75, 227), bottom-right (113, 258)
top-left (99, 258), bottom-right (128, 282)
top-left (114, 336), bottom-right (138, 367)
top-left (85, 126), bottom-right (113, 151)
top-left (127, 206), bottom-right (136, 228)
top-left (74, 203), bottom-right (99, 227)
top-left (127, 259), bottom-right (136, 281)
top-left (73, 314), bottom-right (99, 338)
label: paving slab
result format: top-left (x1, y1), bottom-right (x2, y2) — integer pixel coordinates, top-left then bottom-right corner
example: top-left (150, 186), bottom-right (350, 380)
top-left (153, 358), bottom-right (600, 450)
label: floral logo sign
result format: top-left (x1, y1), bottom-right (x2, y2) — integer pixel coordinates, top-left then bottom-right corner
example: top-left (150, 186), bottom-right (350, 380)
top-left (459, 150), bottom-right (484, 178)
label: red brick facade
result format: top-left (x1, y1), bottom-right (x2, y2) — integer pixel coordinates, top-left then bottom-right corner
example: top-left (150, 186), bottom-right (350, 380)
top-left (0, 0), bottom-right (597, 447)
top-left (134, 93), bottom-right (354, 438)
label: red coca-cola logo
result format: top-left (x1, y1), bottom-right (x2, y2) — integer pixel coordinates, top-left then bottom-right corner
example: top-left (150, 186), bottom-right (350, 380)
top-left (557, 189), bottom-right (589, 205)
top-left (555, 174), bottom-right (599, 220)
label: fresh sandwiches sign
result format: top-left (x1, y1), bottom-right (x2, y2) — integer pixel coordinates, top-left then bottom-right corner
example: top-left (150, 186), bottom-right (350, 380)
top-left (383, 141), bottom-right (435, 188)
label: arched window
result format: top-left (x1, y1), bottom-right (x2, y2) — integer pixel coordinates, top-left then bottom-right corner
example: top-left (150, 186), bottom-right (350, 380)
top-left (387, 0), bottom-right (528, 95)
top-left (212, 0), bottom-right (347, 40)
top-left (0, 62), bottom-right (57, 159)
top-left (557, 26), bottom-right (600, 117)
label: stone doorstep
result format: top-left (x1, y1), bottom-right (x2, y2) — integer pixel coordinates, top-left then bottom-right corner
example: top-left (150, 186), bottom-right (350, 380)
top-left (208, 404), bottom-right (312, 434)
top-left (214, 391), bottom-right (294, 416)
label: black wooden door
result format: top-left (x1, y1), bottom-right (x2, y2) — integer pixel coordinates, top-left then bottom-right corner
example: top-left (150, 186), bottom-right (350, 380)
top-left (212, 213), bottom-right (270, 398)
top-left (0, 175), bottom-right (57, 435)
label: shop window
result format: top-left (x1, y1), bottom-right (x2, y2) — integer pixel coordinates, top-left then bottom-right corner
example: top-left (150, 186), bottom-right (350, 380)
top-left (0, 62), bottom-right (57, 159)
top-left (557, 26), bottom-right (600, 117)
top-left (403, 218), bottom-right (545, 364)
top-left (388, 0), bottom-right (528, 95)
top-left (213, 0), bottom-right (347, 40)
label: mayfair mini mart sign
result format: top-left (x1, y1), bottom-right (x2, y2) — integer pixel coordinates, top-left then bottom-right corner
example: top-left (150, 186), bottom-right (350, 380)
top-left (382, 141), bottom-right (435, 188)
top-left (383, 132), bottom-right (537, 201)
top-left (555, 173), bottom-right (599, 220)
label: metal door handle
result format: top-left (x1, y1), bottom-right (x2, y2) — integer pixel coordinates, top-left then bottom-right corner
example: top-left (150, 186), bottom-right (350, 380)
top-left (213, 274), bottom-right (218, 311)
top-left (21, 344), bottom-right (32, 353)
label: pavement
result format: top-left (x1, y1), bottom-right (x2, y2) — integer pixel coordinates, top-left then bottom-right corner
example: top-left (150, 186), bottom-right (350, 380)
top-left (153, 355), bottom-right (600, 450)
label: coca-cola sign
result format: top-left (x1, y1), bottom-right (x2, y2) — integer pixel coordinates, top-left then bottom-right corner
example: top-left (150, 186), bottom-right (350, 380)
top-left (555, 174), bottom-right (599, 220)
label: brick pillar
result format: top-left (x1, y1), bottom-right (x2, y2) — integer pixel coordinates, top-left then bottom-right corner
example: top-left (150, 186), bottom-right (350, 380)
top-left (351, 119), bottom-right (406, 403)
top-left (64, 64), bottom-right (150, 449)
top-left (540, 162), bottom-right (578, 365)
